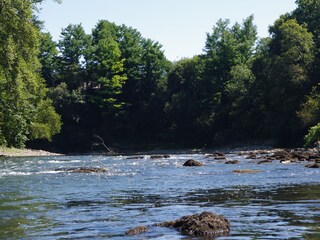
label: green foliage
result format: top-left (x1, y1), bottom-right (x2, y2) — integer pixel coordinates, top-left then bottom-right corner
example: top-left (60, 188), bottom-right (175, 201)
top-left (88, 20), bottom-right (127, 111)
top-left (28, 0), bottom-right (320, 150)
top-left (57, 24), bottom-right (91, 89)
top-left (30, 99), bottom-right (61, 140)
top-left (263, 18), bottom-right (315, 143)
top-left (39, 32), bottom-right (59, 87)
top-left (0, 0), bottom-right (61, 147)
top-left (165, 56), bottom-right (209, 141)
top-left (293, 0), bottom-right (320, 46)
top-left (298, 86), bottom-right (320, 126)
top-left (201, 16), bottom-right (258, 143)
top-left (304, 123), bottom-right (320, 147)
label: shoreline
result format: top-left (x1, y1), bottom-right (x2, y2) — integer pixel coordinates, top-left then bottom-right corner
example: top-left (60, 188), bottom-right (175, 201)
top-left (0, 147), bottom-right (63, 157)
top-left (0, 145), bottom-right (317, 158)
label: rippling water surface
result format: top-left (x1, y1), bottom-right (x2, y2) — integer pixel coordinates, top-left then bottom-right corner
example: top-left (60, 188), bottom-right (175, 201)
top-left (0, 152), bottom-right (320, 239)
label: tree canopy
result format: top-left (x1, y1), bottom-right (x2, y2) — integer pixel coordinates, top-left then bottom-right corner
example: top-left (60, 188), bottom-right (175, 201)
top-left (2, 0), bottom-right (320, 151)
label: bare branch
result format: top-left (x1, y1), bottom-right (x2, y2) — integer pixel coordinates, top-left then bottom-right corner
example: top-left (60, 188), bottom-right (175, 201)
top-left (93, 134), bottom-right (115, 153)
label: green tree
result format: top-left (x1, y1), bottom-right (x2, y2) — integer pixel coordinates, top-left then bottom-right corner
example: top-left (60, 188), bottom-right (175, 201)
top-left (39, 32), bottom-right (59, 87)
top-left (129, 38), bottom-right (170, 138)
top-left (262, 18), bottom-right (315, 144)
top-left (293, 0), bottom-right (320, 46)
top-left (57, 24), bottom-right (91, 90)
top-left (117, 25), bottom-right (144, 109)
top-left (203, 16), bottom-right (257, 143)
top-left (87, 20), bottom-right (127, 111)
top-left (0, 0), bottom-right (61, 147)
top-left (165, 56), bottom-right (210, 143)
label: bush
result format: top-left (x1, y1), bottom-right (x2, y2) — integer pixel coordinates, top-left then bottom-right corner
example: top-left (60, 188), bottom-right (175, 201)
top-left (304, 123), bottom-right (320, 147)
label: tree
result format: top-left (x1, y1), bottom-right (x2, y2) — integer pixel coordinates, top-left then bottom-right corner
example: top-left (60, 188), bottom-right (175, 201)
top-left (261, 18), bottom-right (315, 144)
top-left (165, 56), bottom-right (210, 143)
top-left (130, 38), bottom-right (170, 138)
top-left (0, 0), bottom-right (61, 147)
top-left (293, 0), bottom-right (320, 46)
top-left (39, 32), bottom-right (59, 87)
top-left (203, 16), bottom-right (257, 143)
top-left (117, 25), bottom-right (144, 109)
top-left (57, 24), bottom-right (91, 90)
top-left (87, 20), bottom-right (127, 111)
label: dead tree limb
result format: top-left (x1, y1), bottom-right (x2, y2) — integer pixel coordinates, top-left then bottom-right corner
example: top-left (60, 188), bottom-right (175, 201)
top-left (93, 134), bottom-right (115, 153)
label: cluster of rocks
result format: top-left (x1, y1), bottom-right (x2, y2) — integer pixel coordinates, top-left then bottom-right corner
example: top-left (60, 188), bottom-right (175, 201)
top-left (126, 211), bottom-right (230, 238)
top-left (205, 152), bottom-right (227, 160)
top-left (150, 154), bottom-right (171, 159)
top-left (181, 148), bottom-right (320, 169)
top-left (240, 148), bottom-right (320, 168)
top-left (126, 154), bottom-right (171, 160)
top-left (55, 149), bottom-right (320, 174)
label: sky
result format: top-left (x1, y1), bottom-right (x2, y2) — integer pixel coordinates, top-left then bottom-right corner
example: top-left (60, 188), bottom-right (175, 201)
top-left (38, 0), bottom-right (297, 61)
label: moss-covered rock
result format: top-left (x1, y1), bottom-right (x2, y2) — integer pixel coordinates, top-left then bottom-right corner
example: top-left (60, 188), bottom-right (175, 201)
top-left (155, 211), bottom-right (230, 237)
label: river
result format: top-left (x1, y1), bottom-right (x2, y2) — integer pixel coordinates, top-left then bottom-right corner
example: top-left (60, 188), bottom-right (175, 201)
top-left (0, 152), bottom-right (320, 239)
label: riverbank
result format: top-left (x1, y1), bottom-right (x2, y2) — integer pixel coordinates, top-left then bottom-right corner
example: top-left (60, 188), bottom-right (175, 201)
top-left (0, 147), bottom-right (62, 157)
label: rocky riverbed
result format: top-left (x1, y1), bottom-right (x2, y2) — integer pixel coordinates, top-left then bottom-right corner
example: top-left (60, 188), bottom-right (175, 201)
top-left (1, 149), bottom-right (320, 239)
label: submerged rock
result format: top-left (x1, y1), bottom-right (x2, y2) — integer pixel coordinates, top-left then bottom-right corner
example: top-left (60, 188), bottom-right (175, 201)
top-left (305, 162), bottom-right (320, 168)
top-left (126, 155), bottom-right (144, 160)
top-left (257, 159), bottom-right (273, 164)
top-left (126, 226), bottom-right (148, 235)
top-left (225, 160), bottom-right (239, 164)
top-left (55, 167), bottom-right (107, 173)
top-left (183, 159), bottom-right (203, 167)
top-left (155, 211), bottom-right (230, 237)
top-left (207, 152), bottom-right (225, 157)
top-left (232, 169), bottom-right (262, 174)
top-left (150, 154), bottom-right (170, 159)
top-left (245, 154), bottom-right (258, 159)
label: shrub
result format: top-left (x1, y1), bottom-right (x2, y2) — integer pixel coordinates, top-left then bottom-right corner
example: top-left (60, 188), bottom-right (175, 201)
top-left (304, 123), bottom-right (320, 147)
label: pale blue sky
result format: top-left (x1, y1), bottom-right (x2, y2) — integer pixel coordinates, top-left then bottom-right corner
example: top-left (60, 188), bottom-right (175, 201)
top-left (38, 0), bottom-right (297, 61)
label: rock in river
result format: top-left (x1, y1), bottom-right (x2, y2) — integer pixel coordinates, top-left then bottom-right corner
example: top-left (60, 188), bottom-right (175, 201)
top-left (183, 159), bottom-right (203, 167)
top-left (155, 211), bottom-right (230, 237)
top-left (126, 226), bottom-right (148, 235)
top-left (150, 154), bottom-right (170, 159)
top-left (55, 167), bottom-right (107, 173)
top-left (305, 162), bottom-right (320, 168)
top-left (232, 169), bottom-right (262, 174)
top-left (225, 160), bottom-right (239, 164)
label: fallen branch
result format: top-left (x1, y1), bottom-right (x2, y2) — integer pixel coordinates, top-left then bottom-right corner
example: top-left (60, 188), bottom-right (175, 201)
top-left (93, 134), bottom-right (115, 153)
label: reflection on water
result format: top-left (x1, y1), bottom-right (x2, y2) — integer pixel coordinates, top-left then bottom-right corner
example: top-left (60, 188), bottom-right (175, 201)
top-left (0, 193), bottom-right (57, 239)
top-left (0, 154), bottom-right (320, 239)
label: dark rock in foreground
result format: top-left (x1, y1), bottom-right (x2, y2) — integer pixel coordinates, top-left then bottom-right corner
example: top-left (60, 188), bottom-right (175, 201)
top-left (55, 167), bottom-right (107, 173)
top-left (126, 226), bottom-right (148, 235)
top-left (183, 159), bottom-right (204, 167)
top-left (155, 211), bottom-right (230, 237)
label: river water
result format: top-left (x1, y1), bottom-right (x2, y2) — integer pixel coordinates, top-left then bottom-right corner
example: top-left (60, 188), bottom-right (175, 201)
top-left (0, 152), bottom-right (320, 239)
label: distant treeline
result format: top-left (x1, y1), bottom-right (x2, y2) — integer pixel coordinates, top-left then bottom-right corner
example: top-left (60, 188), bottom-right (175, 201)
top-left (1, 0), bottom-right (320, 152)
